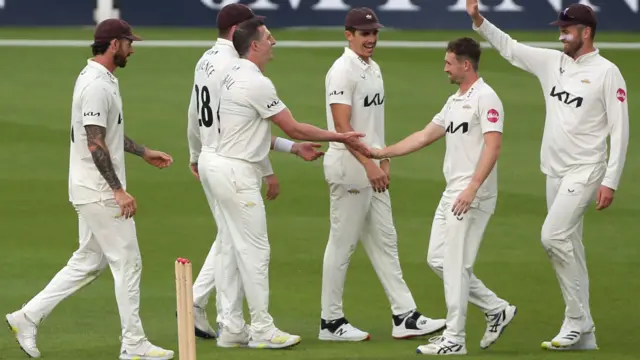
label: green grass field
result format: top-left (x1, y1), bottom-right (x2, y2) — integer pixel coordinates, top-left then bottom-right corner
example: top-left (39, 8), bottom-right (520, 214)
top-left (1, 27), bottom-right (638, 360)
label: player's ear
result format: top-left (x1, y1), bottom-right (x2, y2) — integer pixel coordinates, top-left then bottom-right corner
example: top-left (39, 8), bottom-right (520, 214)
top-left (108, 39), bottom-right (118, 52)
top-left (464, 59), bottom-right (471, 71)
top-left (345, 29), bottom-right (354, 42)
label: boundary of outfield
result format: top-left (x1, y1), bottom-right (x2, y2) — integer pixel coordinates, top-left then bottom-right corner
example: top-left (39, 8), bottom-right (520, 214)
top-left (1, 39), bottom-right (640, 49)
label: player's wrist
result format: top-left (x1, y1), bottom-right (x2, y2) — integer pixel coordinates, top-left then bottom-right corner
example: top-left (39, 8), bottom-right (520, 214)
top-left (467, 181), bottom-right (481, 193)
top-left (274, 137), bottom-right (295, 153)
top-left (471, 14), bottom-right (485, 28)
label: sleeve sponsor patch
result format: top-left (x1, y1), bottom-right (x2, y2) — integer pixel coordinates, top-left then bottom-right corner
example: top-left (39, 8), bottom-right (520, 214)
top-left (487, 109), bottom-right (500, 123)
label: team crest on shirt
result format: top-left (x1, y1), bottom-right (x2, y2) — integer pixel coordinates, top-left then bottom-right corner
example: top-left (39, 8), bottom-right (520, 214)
top-left (617, 88), bottom-right (627, 102)
top-left (487, 109), bottom-right (500, 123)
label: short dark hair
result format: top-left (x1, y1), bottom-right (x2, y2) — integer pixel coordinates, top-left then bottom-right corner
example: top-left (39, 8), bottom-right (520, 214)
top-left (446, 37), bottom-right (482, 71)
top-left (232, 17), bottom-right (265, 58)
top-left (91, 41), bottom-right (110, 56)
top-left (578, 24), bottom-right (596, 40)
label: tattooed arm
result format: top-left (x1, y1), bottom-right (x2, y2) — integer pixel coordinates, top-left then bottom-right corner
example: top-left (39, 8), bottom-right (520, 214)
top-left (85, 125), bottom-right (122, 191)
top-left (124, 135), bottom-right (147, 157)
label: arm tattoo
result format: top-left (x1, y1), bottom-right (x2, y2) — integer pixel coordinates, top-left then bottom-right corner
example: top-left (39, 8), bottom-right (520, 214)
top-left (85, 125), bottom-right (122, 191)
top-left (124, 135), bottom-right (147, 157)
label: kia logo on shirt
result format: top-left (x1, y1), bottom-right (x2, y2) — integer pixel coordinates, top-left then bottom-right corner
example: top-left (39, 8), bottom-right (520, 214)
top-left (550, 86), bottom-right (583, 108)
top-left (267, 100), bottom-right (280, 109)
top-left (617, 88), bottom-right (627, 102)
top-left (487, 109), bottom-right (500, 123)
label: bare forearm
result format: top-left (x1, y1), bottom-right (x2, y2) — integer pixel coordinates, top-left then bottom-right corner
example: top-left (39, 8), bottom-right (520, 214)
top-left (468, 145), bottom-right (500, 191)
top-left (381, 131), bottom-right (428, 158)
top-left (124, 135), bottom-right (147, 157)
top-left (85, 125), bottom-right (122, 190)
top-left (288, 123), bottom-right (342, 142)
top-left (334, 122), bottom-right (373, 166)
top-left (471, 13), bottom-right (485, 27)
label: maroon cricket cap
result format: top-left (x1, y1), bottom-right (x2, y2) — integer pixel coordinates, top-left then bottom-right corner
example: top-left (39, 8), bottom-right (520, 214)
top-left (217, 3), bottom-right (265, 31)
top-left (345, 7), bottom-right (384, 31)
top-left (92, 19), bottom-right (142, 45)
top-left (550, 4), bottom-right (597, 28)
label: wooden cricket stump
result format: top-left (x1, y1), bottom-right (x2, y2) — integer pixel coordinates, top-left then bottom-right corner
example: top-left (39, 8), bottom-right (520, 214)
top-left (175, 258), bottom-right (196, 360)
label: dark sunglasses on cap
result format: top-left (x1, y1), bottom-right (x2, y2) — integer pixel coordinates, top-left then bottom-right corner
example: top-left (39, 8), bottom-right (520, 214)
top-left (557, 11), bottom-right (595, 28)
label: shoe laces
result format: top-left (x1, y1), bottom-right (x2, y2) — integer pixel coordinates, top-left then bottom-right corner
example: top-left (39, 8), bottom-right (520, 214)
top-left (428, 335), bottom-right (444, 344)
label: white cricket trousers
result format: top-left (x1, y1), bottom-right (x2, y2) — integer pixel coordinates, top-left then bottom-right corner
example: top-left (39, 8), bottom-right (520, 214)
top-left (193, 188), bottom-right (242, 326)
top-left (542, 162), bottom-right (605, 329)
top-left (21, 199), bottom-right (146, 345)
top-left (427, 197), bottom-right (508, 344)
top-left (321, 183), bottom-right (417, 321)
top-left (198, 152), bottom-right (274, 337)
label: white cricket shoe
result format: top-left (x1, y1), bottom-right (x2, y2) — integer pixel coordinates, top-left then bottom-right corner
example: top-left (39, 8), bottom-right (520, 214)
top-left (120, 340), bottom-right (174, 360)
top-left (6, 311), bottom-right (41, 358)
top-left (318, 318), bottom-right (370, 342)
top-left (392, 311), bottom-right (446, 339)
top-left (248, 328), bottom-right (301, 349)
top-left (217, 324), bottom-right (250, 348)
top-left (550, 317), bottom-right (583, 347)
top-left (417, 336), bottom-right (467, 356)
top-left (542, 331), bottom-right (598, 351)
top-left (480, 304), bottom-right (517, 349)
top-left (193, 304), bottom-right (216, 339)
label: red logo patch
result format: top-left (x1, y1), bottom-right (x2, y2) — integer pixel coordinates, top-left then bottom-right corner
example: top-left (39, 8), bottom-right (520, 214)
top-left (616, 88), bottom-right (627, 102)
top-left (487, 109), bottom-right (500, 123)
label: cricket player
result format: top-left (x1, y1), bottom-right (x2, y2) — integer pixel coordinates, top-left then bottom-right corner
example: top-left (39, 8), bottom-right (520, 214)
top-left (370, 37), bottom-right (517, 355)
top-left (186, 3), bottom-right (324, 343)
top-left (196, 17), bottom-right (371, 349)
top-left (319, 7), bottom-right (446, 342)
top-left (5, 19), bottom-right (175, 360)
top-left (467, 0), bottom-right (629, 351)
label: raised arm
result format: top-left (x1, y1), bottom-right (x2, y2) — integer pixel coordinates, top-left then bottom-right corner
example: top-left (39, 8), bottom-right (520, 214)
top-left (466, 0), bottom-right (559, 78)
top-left (601, 66), bottom-right (629, 193)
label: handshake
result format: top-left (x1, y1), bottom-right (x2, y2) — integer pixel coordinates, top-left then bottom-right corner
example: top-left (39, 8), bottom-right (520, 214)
top-left (338, 131), bottom-right (387, 159)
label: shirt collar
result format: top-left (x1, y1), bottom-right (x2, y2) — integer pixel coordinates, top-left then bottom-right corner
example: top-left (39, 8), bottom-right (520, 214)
top-left (86, 59), bottom-right (118, 83)
top-left (343, 47), bottom-right (371, 71)
top-left (238, 58), bottom-right (262, 73)
top-left (214, 38), bottom-right (239, 59)
top-left (454, 77), bottom-right (484, 99)
top-left (572, 48), bottom-right (600, 64)
top-left (215, 38), bottom-right (235, 50)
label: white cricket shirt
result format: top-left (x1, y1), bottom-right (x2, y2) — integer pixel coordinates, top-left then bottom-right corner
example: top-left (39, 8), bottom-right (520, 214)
top-left (68, 60), bottom-right (125, 205)
top-left (215, 58), bottom-right (286, 166)
top-left (433, 78), bottom-right (504, 213)
top-left (475, 19), bottom-right (629, 190)
top-left (187, 38), bottom-right (238, 163)
top-left (324, 47), bottom-right (386, 187)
